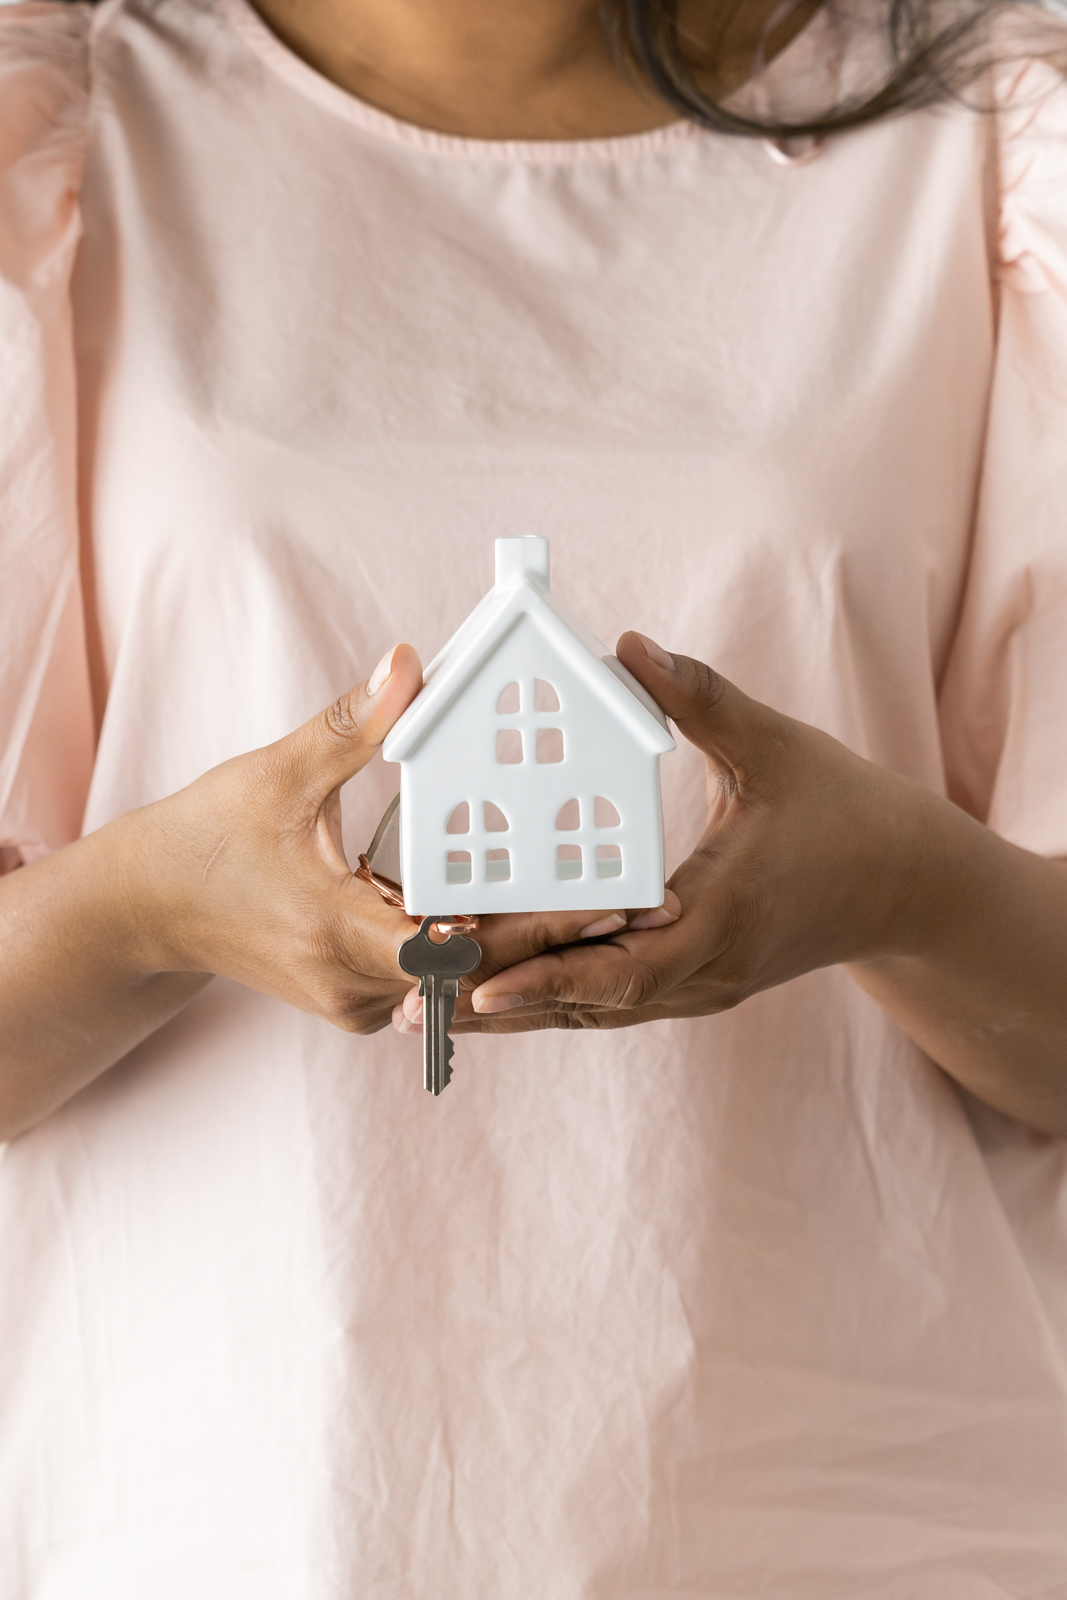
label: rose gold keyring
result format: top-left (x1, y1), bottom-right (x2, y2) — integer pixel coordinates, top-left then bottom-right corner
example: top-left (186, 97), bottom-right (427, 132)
top-left (355, 854), bottom-right (407, 910)
top-left (355, 855), bottom-right (480, 939)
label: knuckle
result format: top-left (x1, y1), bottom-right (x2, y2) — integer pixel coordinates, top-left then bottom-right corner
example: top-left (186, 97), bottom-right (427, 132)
top-left (526, 1007), bottom-right (603, 1033)
top-left (707, 979), bottom-right (746, 1013)
top-left (527, 914), bottom-right (557, 955)
top-left (584, 960), bottom-right (641, 1010)
top-left (713, 985), bottom-right (748, 1011)
top-left (690, 657), bottom-right (728, 708)
top-left (619, 959), bottom-right (663, 1010)
top-left (312, 979), bottom-right (378, 1033)
top-left (558, 1006), bottom-right (633, 1032)
top-left (322, 691), bottom-right (364, 744)
top-left (560, 1008), bottom-right (611, 1031)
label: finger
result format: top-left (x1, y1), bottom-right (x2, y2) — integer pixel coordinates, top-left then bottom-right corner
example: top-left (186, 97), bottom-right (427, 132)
top-left (452, 999), bottom-right (682, 1035)
top-left (615, 631), bottom-right (776, 775)
top-left (280, 642), bottom-right (424, 799)
top-left (392, 1001), bottom-right (422, 1035)
top-left (326, 875), bottom-right (425, 983)
top-left (402, 983), bottom-right (422, 1021)
top-left (472, 890), bottom-right (683, 983)
top-left (628, 888), bottom-right (682, 930)
top-left (470, 896), bottom-right (718, 1017)
top-left (472, 905), bottom-right (626, 980)
top-left (470, 940), bottom-right (647, 1016)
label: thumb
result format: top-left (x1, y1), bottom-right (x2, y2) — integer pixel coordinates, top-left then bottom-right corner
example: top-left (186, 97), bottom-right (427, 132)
top-left (285, 642), bottom-right (424, 797)
top-left (616, 631), bottom-right (766, 769)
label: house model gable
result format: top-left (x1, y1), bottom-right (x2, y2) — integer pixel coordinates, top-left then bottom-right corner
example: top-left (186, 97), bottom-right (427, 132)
top-left (383, 537), bottom-right (675, 916)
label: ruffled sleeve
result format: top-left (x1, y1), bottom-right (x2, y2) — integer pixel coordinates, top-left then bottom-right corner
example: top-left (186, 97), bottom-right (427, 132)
top-left (939, 53), bottom-right (1067, 856)
top-left (0, 1), bottom-right (95, 868)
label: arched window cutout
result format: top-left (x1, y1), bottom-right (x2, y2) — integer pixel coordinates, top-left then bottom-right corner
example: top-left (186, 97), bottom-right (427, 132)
top-left (484, 801), bottom-right (509, 832)
top-left (447, 851), bottom-right (472, 884)
top-left (536, 728), bottom-right (564, 764)
top-left (596, 844), bottom-right (622, 879)
top-left (593, 796), bottom-right (621, 828)
top-left (556, 844), bottom-right (582, 880)
top-left (486, 849), bottom-right (511, 882)
top-left (446, 801), bottom-right (470, 834)
top-left (496, 682), bottom-right (520, 715)
top-left (497, 730), bottom-right (523, 764)
top-left (534, 679), bottom-right (560, 712)
top-left (555, 798), bottom-right (580, 831)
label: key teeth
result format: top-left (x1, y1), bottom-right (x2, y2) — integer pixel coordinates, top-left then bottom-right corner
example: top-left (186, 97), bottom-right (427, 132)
top-left (427, 1037), bottom-right (454, 1096)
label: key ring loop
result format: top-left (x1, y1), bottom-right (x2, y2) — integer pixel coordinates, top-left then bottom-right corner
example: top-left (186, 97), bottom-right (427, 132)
top-left (354, 853), bottom-right (407, 910)
top-left (355, 855), bottom-right (480, 939)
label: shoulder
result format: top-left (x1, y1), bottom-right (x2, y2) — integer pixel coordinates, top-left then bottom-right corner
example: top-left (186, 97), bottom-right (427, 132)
top-left (0, 3), bottom-right (93, 142)
top-left (0, 2), bottom-right (96, 285)
top-left (987, 8), bottom-right (1067, 289)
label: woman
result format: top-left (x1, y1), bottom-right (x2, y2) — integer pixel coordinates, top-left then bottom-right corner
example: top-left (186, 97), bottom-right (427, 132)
top-left (2, 0), bottom-right (1067, 1589)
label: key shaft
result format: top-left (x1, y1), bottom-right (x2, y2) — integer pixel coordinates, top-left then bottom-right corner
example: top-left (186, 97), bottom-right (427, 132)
top-left (421, 974), bottom-right (458, 1095)
top-left (399, 919), bottom-right (482, 1097)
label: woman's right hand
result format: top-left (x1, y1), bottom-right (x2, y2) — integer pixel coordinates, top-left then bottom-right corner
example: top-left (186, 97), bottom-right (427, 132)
top-left (124, 642), bottom-right (429, 1034)
top-left (1, 644), bottom-right (430, 1136)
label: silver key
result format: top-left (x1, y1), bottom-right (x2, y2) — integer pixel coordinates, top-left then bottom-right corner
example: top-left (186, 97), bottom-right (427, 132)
top-left (398, 917), bottom-right (482, 1096)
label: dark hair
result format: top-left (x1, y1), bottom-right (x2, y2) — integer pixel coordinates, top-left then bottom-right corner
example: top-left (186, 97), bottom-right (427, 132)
top-left (604, 0), bottom-right (1067, 136)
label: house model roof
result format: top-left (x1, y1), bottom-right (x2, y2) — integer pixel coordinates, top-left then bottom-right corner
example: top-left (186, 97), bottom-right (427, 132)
top-left (383, 537), bottom-right (676, 763)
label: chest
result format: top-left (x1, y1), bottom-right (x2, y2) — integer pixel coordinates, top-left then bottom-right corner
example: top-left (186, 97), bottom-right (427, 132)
top-left (73, 19), bottom-right (998, 817)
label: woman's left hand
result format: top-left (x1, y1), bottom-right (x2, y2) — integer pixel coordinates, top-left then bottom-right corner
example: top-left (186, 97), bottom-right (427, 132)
top-left (452, 630), bottom-right (942, 1033)
top-left (397, 630), bottom-right (1067, 1134)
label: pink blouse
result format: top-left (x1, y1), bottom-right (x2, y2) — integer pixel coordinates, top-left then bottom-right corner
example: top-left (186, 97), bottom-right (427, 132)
top-left (3, 0), bottom-right (1067, 1591)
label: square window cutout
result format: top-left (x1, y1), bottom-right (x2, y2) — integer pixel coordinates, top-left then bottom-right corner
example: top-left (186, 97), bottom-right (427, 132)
top-left (556, 844), bottom-right (582, 881)
top-left (536, 728), bottom-right (564, 764)
top-left (447, 851), bottom-right (472, 884)
top-left (486, 849), bottom-right (511, 882)
top-left (497, 730), bottom-right (523, 764)
top-left (596, 845), bottom-right (622, 879)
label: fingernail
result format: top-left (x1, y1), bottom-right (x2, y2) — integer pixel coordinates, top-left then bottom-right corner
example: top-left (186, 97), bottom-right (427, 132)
top-left (473, 993), bottom-right (524, 1014)
top-left (403, 992), bottom-right (423, 1022)
top-left (579, 912), bottom-right (627, 938)
top-left (628, 904), bottom-right (679, 930)
top-left (367, 646), bottom-right (397, 697)
top-left (635, 633), bottom-right (675, 671)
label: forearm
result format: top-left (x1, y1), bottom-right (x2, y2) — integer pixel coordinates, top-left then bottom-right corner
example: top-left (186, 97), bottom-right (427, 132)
top-left (0, 813), bottom-right (209, 1141)
top-left (848, 798), bottom-right (1067, 1136)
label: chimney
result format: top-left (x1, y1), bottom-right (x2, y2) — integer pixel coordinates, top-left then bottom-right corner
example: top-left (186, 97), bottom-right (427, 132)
top-left (495, 536), bottom-right (550, 593)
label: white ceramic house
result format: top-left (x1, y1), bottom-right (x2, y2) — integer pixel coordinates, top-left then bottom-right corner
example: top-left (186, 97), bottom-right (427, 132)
top-left (382, 537), bottom-right (675, 915)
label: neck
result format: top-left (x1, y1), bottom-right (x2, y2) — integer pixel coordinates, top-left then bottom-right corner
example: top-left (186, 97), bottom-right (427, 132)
top-left (250, 0), bottom-right (675, 138)
top-left (249, 0), bottom-right (821, 141)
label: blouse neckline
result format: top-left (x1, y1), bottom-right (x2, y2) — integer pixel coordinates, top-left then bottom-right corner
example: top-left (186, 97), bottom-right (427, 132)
top-left (215, 0), bottom-right (828, 165)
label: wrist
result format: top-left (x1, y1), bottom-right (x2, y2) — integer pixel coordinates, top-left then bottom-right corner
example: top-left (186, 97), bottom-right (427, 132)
top-left (104, 801), bottom-right (204, 977)
top-left (852, 777), bottom-right (990, 971)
